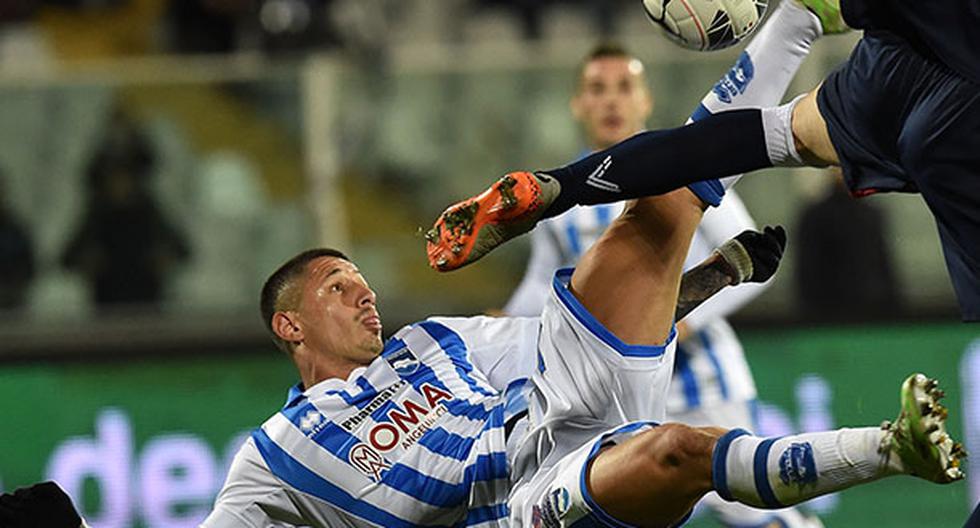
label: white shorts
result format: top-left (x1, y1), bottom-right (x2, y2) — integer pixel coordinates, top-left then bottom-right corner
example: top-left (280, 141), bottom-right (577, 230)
top-left (508, 268), bottom-right (677, 527)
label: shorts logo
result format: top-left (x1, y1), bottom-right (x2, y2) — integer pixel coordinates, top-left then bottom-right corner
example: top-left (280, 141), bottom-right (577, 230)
top-left (531, 487), bottom-right (570, 528)
top-left (386, 347), bottom-right (420, 376)
top-left (299, 410), bottom-right (323, 434)
top-left (349, 443), bottom-right (391, 482)
top-left (712, 51), bottom-right (755, 104)
top-left (778, 442), bottom-right (818, 488)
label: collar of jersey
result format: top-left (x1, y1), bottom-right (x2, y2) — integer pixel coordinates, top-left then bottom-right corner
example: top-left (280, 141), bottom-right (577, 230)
top-left (282, 367), bottom-right (369, 409)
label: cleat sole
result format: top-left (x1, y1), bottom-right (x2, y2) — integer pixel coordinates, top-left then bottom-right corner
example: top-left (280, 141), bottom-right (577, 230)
top-left (425, 171), bottom-right (560, 271)
top-left (883, 373), bottom-right (965, 484)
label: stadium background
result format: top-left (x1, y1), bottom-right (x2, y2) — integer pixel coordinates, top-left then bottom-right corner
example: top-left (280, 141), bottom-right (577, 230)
top-left (0, 1), bottom-right (975, 526)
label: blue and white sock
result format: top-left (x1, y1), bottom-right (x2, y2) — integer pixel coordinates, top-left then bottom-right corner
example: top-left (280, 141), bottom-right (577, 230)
top-left (688, 0), bottom-right (822, 202)
top-left (700, 0), bottom-right (822, 117)
top-left (712, 428), bottom-right (904, 509)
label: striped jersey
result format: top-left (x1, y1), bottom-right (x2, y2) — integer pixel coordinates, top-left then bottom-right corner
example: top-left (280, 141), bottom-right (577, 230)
top-left (504, 191), bottom-right (765, 413)
top-left (204, 316), bottom-right (540, 528)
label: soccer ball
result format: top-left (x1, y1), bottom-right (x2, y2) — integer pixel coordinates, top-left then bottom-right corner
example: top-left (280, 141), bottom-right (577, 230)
top-left (642, 0), bottom-right (767, 51)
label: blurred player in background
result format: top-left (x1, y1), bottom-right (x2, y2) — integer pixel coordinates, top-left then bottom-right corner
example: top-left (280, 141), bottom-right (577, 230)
top-left (503, 29), bottom-right (824, 527)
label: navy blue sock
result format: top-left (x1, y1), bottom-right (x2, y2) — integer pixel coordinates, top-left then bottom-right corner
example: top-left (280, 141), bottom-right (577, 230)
top-left (540, 109), bottom-right (771, 218)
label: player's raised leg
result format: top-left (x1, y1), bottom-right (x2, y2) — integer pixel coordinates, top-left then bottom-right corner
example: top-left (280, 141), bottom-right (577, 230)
top-left (681, 0), bottom-right (831, 234)
top-left (425, 108), bottom-right (774, 270)
top-left (580, 373), bottom-right (964, 527)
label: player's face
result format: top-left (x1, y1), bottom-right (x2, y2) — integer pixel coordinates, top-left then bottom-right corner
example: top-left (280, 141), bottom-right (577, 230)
top-left (296, 256), bottom-right (384, 365)
top-left (572, 56), bottom-right (652, 150)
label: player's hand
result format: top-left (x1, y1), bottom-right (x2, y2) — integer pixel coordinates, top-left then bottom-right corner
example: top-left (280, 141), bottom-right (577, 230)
top-left (735, 225), bottom-right (787, 283)
top-left (0, 481), bottom-right (82, 528)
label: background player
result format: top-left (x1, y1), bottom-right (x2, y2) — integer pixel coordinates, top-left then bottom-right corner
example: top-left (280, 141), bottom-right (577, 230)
top-left (503, 27), bottom-right (823, 527)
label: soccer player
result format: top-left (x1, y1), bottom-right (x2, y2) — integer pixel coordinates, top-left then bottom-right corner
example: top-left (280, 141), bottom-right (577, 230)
top-left (503, 17), bottom-right (823, 526)
top-left (204, 190), bottom-right (960, 526)
top-left (427, 0), bottom-right (979, 322)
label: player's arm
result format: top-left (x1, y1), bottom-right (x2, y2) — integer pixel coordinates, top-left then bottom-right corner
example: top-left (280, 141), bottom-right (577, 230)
top-left (675, 226), bottom-right (786, 321)
top-left (679, 191), bottom-right (774, 331)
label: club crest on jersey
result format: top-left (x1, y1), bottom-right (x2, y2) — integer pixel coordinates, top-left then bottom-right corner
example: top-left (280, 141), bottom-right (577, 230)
top-left (367, 382), bottom-right (452, 452)
top-left (349, 443), bottom-right (391, 482)
top-left (778, 442), bottom-right (818, 489)
top-left (386, 347), bottom-right (420, 376)
top-left (712, 51), bottom-right (754, 104)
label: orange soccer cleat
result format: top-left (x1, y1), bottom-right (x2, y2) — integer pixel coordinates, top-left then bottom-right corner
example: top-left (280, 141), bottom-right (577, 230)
top-left (425, 171), bottom-right (561, 271)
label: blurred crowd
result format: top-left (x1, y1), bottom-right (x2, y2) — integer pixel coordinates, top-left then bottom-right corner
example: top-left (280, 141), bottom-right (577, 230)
top-left (0, 0), bottom-right (634, 62)
top-left (0, 1), bottom-right (947, 325)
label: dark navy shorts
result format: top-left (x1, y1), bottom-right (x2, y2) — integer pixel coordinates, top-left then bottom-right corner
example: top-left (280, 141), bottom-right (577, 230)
top-left (817, 33), bottom-right (980, 321)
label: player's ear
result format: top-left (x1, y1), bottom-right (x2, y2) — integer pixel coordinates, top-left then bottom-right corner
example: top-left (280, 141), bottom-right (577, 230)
top-left (272, 311), bottom-right (303, 343)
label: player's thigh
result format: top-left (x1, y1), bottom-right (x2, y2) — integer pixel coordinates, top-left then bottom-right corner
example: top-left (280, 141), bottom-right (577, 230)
top-left (530, 271), bottom-right (676, 435)
top-left (570, 190), bottom-right (703, 346)
top-left (792, 87), bottom-right (839, 166)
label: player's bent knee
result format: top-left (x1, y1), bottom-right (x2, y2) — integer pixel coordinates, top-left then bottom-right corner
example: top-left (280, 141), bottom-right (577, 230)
top-left (586, 424), bottom-right (718, 527)
top-left (645, 423), bottom-right (715, 475)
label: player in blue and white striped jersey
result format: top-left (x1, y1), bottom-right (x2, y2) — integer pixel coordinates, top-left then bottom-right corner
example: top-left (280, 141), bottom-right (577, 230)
top-left (201, 235), bottom-right (764, 527)
top-left (204, 208), bottom-right (960, 527)
top-left (504, 5), bottom-right (830, 523)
